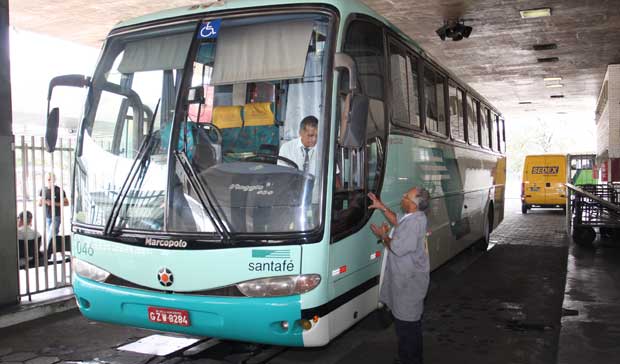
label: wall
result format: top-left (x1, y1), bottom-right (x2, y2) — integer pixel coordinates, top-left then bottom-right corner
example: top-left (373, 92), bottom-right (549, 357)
top-left (595, 64), bottom-right (620, 181)
top-left (0, 0), bottom-right (19, 307)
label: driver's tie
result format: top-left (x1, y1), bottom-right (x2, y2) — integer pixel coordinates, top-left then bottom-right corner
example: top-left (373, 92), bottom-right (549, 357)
top-left (303, 147), bottom-right (310, 173)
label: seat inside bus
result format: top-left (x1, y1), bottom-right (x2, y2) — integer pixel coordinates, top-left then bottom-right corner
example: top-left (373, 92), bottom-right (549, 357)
top-left (211, 101), bottom-right (279, 160)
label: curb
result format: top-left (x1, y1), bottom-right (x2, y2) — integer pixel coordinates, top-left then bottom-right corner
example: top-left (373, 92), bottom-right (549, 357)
top-left (0, 295), bottom-right (76, 329)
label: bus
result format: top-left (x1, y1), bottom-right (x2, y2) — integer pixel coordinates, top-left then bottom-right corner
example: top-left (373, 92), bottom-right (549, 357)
top-left (45, 0), bottom-right (506, 347)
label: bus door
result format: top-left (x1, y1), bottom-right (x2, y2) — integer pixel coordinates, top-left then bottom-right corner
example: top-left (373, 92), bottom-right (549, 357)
top-left (329, 19), bottom-right (387, 301)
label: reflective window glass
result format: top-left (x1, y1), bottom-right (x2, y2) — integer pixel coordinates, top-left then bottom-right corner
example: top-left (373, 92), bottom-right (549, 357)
top-left (449, 84), bottom-right (465, 141)
top-left (466, 95), bottom-right (479, 145)
top-left (480, 106), bottom-right (489, 148)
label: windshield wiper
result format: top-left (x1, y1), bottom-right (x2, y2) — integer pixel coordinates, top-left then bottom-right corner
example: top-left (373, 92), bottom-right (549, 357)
top-left (103, 100), bottom-right (160, 236)
top-left (174, 149), bottom-right (231, 240)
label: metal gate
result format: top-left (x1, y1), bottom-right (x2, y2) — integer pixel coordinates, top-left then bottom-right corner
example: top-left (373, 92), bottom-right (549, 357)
top-left (15, 135), bottom-right (74, 302)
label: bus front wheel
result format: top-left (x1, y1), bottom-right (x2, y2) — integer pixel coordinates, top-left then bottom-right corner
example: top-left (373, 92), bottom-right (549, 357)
top-left (521, 204), bottom-right (528, 214)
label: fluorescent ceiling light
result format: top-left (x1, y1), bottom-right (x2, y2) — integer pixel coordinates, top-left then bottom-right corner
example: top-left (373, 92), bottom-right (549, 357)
top-left (520, 8), bottom-right (552, 19)
top-left (546, 84), bottom-right (564, 88)
top-left (544, 77), bottom-right (563, 82)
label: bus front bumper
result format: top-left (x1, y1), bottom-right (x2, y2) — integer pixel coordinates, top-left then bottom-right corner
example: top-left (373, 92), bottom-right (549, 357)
top-left (73, 275), bottom-right (305, 346)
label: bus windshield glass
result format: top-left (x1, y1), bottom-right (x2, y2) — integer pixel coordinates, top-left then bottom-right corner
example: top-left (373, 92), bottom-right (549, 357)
top-left (74, 13), bottom-right (331, 237)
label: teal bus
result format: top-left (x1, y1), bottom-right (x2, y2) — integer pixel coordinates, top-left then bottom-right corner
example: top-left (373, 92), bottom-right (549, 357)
top-left (46, 0), bottom-right (506, 347)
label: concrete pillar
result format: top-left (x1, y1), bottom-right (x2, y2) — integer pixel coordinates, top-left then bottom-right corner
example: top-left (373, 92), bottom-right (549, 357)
top-left (0, 0), bottom-right (19, 307)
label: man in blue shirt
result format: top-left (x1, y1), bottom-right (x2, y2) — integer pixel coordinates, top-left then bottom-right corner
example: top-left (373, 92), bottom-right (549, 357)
top-left (368, 187), bottom-right (430, 364)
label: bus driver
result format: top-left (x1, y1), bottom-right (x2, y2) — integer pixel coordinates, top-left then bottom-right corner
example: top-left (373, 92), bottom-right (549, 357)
top-left (278, 116), bottom-right (318, 175)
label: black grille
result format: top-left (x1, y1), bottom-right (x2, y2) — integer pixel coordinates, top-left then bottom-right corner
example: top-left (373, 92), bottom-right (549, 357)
top-left (104, 275), bottom-right (244, 297)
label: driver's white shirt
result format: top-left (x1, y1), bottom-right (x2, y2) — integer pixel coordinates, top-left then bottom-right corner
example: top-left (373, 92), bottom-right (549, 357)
top-left (278, 137), bottom-right (317, 176)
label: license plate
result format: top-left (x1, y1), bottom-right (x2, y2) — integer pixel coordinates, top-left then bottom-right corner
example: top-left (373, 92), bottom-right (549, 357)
top-left (148, 307), bottom-right (190, 327)
top-left (530, 187), bottom-right (540, 192)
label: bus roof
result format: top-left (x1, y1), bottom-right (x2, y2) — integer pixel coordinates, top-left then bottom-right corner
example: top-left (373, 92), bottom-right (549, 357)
top-left (117, 0), bottom-right (367, 28)
top-left (112, 0), bottom-right (500, 116)
top-left (113, 0), bottom-right (422, 51)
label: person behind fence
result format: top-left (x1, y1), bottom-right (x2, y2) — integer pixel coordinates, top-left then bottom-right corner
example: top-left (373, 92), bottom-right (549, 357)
top-left (38, 172), bottom-right (69, 248)
top-left (278, 116), bottom-right (318, 175)
top-left (17, 210), bottom-right (41, 242)
top-left (368, 187), bottom-right (431, 364)
top-left (17, 211), bottom-right (43, 266)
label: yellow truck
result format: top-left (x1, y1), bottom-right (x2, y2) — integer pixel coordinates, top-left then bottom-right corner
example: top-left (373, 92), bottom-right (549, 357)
top-left (521, 154), bottom-right (567, 214)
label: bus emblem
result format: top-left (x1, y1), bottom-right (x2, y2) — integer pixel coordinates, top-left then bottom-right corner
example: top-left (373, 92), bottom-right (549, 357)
top-left (157, 268), bottom-right (174, 287)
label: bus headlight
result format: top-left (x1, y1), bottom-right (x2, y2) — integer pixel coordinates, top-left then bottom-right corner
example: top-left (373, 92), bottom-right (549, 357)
top-left (236, 274), bottom-right (321, 297)
top-left (72, 258), bottom-right (110, 282)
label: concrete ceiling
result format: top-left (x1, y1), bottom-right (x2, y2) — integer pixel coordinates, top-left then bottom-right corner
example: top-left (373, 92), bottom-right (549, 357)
top-left (10, 0), bottom-right (620, 123)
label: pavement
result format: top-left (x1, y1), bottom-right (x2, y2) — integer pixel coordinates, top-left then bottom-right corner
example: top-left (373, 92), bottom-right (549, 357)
top-left (0, 198), bottom-right (619, 364)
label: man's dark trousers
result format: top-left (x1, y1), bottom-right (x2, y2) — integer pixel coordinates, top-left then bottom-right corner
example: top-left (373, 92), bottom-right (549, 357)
top-left (394, 317), bottom-right (423, 364)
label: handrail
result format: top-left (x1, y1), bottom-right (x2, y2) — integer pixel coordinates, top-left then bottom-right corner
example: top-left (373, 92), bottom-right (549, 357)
top-left (565, 183), bottom-right (620, 213)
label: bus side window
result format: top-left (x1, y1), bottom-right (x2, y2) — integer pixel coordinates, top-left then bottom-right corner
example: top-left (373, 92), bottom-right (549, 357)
top-left (367, 137), bottom-right (384, 192)
top-left (449, 84), bottom-right (465, 141)
top-left (480, 105), bottom-right (490, 148)
top-left (501, 118), bottom-right (506, 153)
top-left (388, 41), bottom-right (420, 128)
top-left (493, 113), bottom-right (500, 152)
top-left (424, 64), bottom-right (446, 136)
top-left (466, 95), bottom-right (479, 145)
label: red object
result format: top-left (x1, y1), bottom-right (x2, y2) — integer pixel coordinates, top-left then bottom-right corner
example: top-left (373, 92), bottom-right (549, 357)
top-left (339, 265), bottom-right (347, 273)
top-left (593, 164), bottom-right (598, 179)
top-left (375, 251), bottom-right (381, 257)
top-left (148, 307), bottom-right (190, 327)
top-left (601, 160), bottom-right (608, 182)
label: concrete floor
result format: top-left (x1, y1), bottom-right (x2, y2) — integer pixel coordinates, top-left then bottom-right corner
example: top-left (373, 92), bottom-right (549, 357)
top-left (0, 198), bottom-right (618, 364)
top-left (557, 230), bottom-right (620, 363)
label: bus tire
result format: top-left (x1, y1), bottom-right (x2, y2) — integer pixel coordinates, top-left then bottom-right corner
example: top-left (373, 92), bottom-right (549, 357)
top-left (476, 209), bottom-right (493, 251)
top-left (573, 226), bottom-right (595, 246)
top-left (521, 204), bottom-right (528, 214)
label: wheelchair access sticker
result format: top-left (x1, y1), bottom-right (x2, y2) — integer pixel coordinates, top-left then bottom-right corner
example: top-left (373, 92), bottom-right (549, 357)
top-left (198, 19), bottom-right (222, 39)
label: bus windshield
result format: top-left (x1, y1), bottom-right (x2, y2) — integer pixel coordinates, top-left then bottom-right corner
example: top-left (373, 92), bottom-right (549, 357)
top-left (74, 13), bottom-right (331, 237)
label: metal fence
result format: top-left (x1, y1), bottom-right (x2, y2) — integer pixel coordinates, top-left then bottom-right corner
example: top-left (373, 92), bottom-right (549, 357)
top-left (15, 135), bottom-right (74, 302)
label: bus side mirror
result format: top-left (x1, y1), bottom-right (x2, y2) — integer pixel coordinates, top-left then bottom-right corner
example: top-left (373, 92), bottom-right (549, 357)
top-left (334, 52), bottom-right (368, 148)
top-left (341, 94), bottom-right (369, 148)
top-left (45, 108), bottom-right (60, 153)
top-left (45, 74), bottom-right (91, 152)
top-left (334, 53), bottom-right (357, 91)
